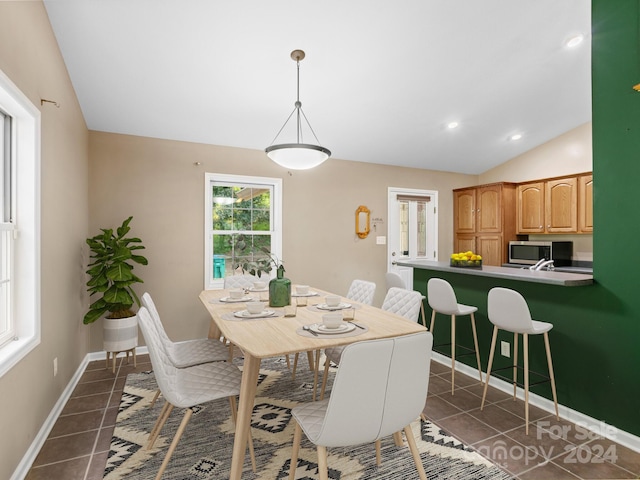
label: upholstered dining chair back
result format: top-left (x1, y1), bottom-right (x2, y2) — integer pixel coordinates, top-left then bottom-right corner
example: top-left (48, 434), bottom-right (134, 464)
top-left (346, 279), bottom-right (376, 305)
top-left (224, 274), bottom-right (257, 290)
top-left (488, 287), bottom-right (536, 334)
top-left (136, 306), bottom-right (184, 407)
top-left (381, 287), bottom-right (423, 322)
top-left (300, 331), bottom-right (432, 448)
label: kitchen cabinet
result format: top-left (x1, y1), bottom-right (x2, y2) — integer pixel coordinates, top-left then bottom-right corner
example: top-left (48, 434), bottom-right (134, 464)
top-left (453, 183), bottom-right (516, 265)
top-left (578, 174), bottom-right (593, 233)
top-left (517, 175), bottom-right (583, 234)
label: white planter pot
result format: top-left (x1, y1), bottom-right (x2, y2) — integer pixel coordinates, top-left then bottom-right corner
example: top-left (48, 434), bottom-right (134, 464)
top-left (103, 315), bottom-right (138, 352)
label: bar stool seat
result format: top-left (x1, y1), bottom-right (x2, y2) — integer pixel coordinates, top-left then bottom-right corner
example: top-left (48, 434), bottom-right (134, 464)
top-left (427, 278), bottom-right (482, 394)
top-left (481, 287), bottom-right (559, 434)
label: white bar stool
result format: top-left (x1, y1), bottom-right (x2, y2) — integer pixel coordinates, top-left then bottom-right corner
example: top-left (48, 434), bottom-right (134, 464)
top-left (481, 287), bottom-right (559, 434)
top-left (427, 278), bottom-right (482, 394)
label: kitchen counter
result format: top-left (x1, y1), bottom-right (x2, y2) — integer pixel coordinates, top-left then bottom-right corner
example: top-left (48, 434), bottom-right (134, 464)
top-left (396, 260), bottom-right (593, 286)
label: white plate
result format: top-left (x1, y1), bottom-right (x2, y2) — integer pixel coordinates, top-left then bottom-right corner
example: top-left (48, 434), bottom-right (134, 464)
top-left (316, 302), bottom-right (352, 311)
top-left (233, 309), bottom-right (276, 318)
top-left (291, 291), bottom-right (319, 297)
top-left (309, 323), bottom-right (356, 334)
top-left (249, 287), bottom-right (268, 292)
top-left (220, 296), bottom-right (253, 303)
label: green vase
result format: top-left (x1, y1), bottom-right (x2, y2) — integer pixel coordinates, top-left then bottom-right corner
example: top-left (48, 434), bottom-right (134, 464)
top-left (269, 266), bottom-right (291, 307)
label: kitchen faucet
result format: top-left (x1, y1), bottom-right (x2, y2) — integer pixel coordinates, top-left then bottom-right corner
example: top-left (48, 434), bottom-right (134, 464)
top-left (530, 259), bottom-right (555, 271)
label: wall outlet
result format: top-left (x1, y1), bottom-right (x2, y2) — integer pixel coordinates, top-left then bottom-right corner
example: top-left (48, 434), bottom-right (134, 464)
top-left (500, 341), bottom-right (510, 358)
top-left (53, 357), bottom-right (58, 377)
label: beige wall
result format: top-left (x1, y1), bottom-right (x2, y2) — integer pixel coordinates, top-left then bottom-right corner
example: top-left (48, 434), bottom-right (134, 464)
top-left (0, 2), bottom-right (89, 479)
top-left (88, 132), bottom-right (475, 349)
top-left (479, 122), bottom-right (592, 184)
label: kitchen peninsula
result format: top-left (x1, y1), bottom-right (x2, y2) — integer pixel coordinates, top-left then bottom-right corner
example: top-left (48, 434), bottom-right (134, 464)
top-left (396, 260), bottom-right (593, 286)
top-left (398, 259), bottom-right (596, 423)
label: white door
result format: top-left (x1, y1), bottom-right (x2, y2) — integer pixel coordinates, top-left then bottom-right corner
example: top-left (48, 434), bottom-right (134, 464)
top-left (387, 187), bottom-right (438, 290)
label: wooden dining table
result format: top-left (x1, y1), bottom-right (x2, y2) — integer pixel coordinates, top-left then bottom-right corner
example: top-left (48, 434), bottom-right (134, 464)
top-left (199, 286), bottom-right (427, 480)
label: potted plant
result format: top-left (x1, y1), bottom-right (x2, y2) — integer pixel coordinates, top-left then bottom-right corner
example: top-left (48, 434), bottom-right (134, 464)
top-left (233, 238), bottom-right (290, 306)
top-left (84, 216), bottom-right (148, 356)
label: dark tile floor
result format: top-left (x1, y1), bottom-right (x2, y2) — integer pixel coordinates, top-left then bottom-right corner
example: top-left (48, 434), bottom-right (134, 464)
top-left (25, 353), bottom-right (640, 480)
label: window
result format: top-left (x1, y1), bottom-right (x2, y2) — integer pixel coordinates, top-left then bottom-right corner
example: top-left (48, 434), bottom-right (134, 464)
top-left (0, 69), bottom-right (40, 377)
top-left (204, 173), bottom-right (282, 289)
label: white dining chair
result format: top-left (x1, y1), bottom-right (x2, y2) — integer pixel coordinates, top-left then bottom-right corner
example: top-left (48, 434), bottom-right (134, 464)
top-left (141, 292), bottom-right (229, 407)
top-left (137, 307), bottom-right (256, 479)
top-left (346, 279), bottom-right (376, 306)
top-left (224, 273), bottom-right (259, 290)
top-left (481, 287), bottom-right (559, 434)
top-left (385, 271), bottom-right (427, 326)
top-left (427, 278), bottom-right (483, 395)
top-left (319, 287), bottom-right (424, 399)
top-left (289, 331), bottom-right (433, 480)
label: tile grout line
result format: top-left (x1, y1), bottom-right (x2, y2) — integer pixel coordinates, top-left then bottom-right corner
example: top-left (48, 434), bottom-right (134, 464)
top-left (83, 356), bottom-right (122, 480)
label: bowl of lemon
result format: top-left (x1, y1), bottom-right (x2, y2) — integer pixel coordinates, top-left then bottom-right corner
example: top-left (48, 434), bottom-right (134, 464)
top-left (450, 251), bottom-right (483, 268)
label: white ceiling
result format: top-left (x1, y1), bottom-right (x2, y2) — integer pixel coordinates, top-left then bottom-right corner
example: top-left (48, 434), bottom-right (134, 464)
top-left (43, 0), bottom-right (591, 175)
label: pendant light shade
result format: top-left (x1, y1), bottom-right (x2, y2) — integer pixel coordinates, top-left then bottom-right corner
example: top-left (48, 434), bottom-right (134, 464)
top-left (266, 50), bottom-right (331, 170)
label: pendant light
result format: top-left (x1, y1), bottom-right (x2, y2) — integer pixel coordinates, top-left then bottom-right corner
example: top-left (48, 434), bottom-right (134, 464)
top-left (265, 50), bottom-right (331, 170)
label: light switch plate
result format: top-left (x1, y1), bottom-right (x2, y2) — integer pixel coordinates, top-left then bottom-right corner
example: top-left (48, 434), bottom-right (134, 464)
top-left (501, 341), bottom-right (510, 358)
top-left (376, 236), bottom-right (386, 245)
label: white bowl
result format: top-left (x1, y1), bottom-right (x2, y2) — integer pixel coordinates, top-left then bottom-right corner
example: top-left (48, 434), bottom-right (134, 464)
top-left (229, 288), bottom-right (244, 299)
top-left (296, 285), bottom-right (309, 295)
top-left (325, 295), bottom-right (341, 307)
top-left (253, 281), bottom-right (267, 290)
top-left (246, 301), bottom-right (266, 314)
top-left (322, 312), bottom-right (344, 329)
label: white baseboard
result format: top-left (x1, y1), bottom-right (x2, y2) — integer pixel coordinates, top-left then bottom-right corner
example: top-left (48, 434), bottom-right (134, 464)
top-left (432, 352), bottom-right (640, 454)
top-left (10, 348), bottom-right (149, 480)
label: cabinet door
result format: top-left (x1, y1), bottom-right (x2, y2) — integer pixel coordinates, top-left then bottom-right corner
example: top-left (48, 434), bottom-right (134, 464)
top-left (454, 189), bottom-right (476, 233)
top-left (477, 235), bottom-right (503, 266)
top-left (546, 177), bottom-right (577, 233)
top-left (517, 182), bottom-right (544, 233)
top-left (578, 174), bottom-right (593, 233)
top-left (477, 185), bottom-right (502, 233)
top-left (454, 234), bottom-right (475, 255)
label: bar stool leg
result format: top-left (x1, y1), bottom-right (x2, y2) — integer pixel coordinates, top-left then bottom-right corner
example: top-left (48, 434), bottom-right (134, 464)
top-left (450, 314), bottom-right (456, 395)
top-left (512, 333), bottom-right (519, 400)
top-left (429, 310), bottom-right (436, 332)
top-left (524, 333), bottom-right (530, 435)
top-left (544, 332), bottom-right (559, 419)
top-left (481, 326), bottom-right (499, 410)
top-left (470, 312), bottom-right (482, 381)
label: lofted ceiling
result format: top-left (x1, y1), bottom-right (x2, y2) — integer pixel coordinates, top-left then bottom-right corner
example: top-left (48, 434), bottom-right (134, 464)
top-left (43, 0), bottom-right (591, 175)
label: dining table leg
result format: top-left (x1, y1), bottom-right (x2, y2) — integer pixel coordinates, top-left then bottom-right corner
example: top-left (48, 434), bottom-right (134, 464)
top-left (229, 353), bottom-right (262, 480)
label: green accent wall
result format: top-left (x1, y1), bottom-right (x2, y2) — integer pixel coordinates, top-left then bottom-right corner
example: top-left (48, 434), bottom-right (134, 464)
top-left (414, 0), bottom-right (640, 438)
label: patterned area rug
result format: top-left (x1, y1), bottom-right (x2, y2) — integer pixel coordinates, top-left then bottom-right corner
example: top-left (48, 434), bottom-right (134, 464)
top-left (104, 356), bottom-right (512, 479)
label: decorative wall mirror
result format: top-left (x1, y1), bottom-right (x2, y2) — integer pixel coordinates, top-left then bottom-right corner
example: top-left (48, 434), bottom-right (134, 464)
top-left (355, 205), bottom-right (370, 239)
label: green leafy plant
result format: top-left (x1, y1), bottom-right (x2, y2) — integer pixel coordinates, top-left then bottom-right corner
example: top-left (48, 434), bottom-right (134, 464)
top-left (233, 235), bottom-right (282, 278)
top-left (83, 216), bottom-right (148, 324)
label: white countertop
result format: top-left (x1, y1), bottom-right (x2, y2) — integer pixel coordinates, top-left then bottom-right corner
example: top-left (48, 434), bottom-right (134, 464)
top-left (396, 260), bottom-right (593, 286)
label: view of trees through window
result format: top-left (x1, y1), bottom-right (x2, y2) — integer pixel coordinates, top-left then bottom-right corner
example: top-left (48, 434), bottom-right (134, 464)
top-left (211, 184), bottom-right (273, 279)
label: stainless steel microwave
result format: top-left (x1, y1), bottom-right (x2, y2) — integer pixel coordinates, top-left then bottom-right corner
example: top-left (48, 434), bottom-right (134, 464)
top-left (508, 241), bottom-right (573, 266)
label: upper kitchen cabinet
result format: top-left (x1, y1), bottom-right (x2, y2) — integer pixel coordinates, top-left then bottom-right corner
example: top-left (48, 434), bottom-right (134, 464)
top-left (453, 182), bottom-right (517, 265)
top-left (578, 174), bottom-right (593, 233)
top-left (517, 174), bottom-right (587, 234)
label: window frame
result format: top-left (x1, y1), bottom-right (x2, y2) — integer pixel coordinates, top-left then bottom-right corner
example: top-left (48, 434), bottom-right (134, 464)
top-left (0, 69), bottom-right (41, 377)
top-left (204, 173), bottom-right (282, 290)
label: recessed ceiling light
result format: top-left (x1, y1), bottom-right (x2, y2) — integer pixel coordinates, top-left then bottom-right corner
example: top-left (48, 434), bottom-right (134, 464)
top-left (508, 133), bottom-right (523, 141)
top-left (447, 121), bottom-right (459, 129)
top-left (565, 34), bottom-right (584, 48)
